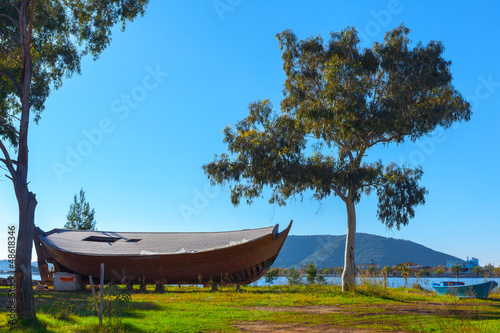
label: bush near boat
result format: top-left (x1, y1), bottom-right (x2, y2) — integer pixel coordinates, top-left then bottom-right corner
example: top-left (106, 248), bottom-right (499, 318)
top-left (1, 283), bottom-right (500, 332)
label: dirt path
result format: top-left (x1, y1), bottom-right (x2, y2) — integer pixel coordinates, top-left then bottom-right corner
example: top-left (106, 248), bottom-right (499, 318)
top-left (235, 321), bottom-right (376, 332)
top-left (232, 302), bottom-right (490, 332)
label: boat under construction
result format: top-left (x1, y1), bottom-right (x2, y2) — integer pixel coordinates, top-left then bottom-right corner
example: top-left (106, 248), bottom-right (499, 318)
top-left (34, 221), bottom-right (292, 287)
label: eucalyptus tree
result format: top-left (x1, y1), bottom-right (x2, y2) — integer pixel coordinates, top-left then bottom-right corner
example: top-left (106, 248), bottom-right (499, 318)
top-left (0, 0), bottom-right (149, 319)
top-left (203, 25), bottom-right (471, 291)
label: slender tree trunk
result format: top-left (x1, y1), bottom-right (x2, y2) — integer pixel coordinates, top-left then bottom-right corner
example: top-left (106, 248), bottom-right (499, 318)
top-left (14, 174), bottom-right (37, 319)
top-left (342, 191), bottom-right (356, 291)
top-left (0, 0), bottom-right (37, 320)
top-left (13, 0), bottom-right (37, 320)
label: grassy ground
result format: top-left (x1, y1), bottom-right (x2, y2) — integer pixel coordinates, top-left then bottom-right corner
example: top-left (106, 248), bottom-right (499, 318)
top-left (1, 282), bottom-right (499, 332)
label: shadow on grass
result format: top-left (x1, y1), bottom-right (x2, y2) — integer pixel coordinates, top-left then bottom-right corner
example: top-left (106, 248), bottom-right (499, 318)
top-left (437, 306), bottom-right (500, 321)
top-left (238, 288), bottom-right (305, 295)
top-left (133, 301), bottom-right (162, 310)
top-left (7, 314), bottom-right (151, 333)
top-left (235, 284), bottom-right (343, 295)
top-left (75, 320), bottom-right (144, 333)
top-left (33, 290), bottom-right (163, 323)
top-left (7, 316), bottom-right (50, 333)
top-left (354, 289), bottom-right (416, 303)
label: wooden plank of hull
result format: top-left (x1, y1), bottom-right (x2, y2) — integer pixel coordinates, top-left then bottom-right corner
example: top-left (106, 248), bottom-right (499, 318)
top-left (38, 222), bottom-right (291, 285)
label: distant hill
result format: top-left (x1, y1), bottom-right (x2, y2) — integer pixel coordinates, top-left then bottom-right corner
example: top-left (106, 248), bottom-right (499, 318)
top-left (273, 233), bottom-right (461, 268)
top-left (0, 260), bottom-right (39, 274)
top-left (0, 259), bottom-right (13, 272)
top-left (0, 234), bottom-right (460, 273)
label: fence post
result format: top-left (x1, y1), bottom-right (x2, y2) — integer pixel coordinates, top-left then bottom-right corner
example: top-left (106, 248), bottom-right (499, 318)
top-left (100, 263), bottom-right (104, 326)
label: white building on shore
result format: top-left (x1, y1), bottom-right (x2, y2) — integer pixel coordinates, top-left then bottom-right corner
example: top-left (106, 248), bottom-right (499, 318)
top-left (446, 257), bottom-right (479, 273)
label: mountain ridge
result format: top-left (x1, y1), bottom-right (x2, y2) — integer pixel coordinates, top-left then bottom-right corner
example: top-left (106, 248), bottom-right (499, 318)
top-left (273, 232), bottom-right (461, 268)
top-left (0, 233), bottom-right (461, 272)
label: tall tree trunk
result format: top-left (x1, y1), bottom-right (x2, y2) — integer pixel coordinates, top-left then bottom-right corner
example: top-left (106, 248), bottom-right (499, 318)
top-left (13, 0), bottom-right (37, 319)
top-left (342, 191), bottom-right (356, 291)
top-left (14, 170), bottom-right (37, 320)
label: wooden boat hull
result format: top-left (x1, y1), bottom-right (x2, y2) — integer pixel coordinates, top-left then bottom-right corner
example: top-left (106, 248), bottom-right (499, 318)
top-left (35, 222), bottom-right (292, 286)
top-left (432, 281), bottom-right (498, 298)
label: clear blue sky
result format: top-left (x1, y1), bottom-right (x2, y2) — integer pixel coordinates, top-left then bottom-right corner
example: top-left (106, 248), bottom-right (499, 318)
top-left (1, 1), bottom-right (499, 266)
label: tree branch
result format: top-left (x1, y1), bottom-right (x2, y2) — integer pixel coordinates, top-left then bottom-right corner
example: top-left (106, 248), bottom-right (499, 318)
top-left (0, 1), bottom-right (19, 15)
top-left (359, 182), bottom-right (384, 190)
top-left (0, 158), bottom-right (17, 165)
top-left (370, 135), bottom-right (398, 146)
top-left (346, 150), bottom-right (354, 162)
top-left (27, 0), bottom-right (34, 47)
top-left (0, 140), bottom-right (16, 181)
top-left (330, 184), bottom-right (347, 202)
top-left (354, 147), bottom-right (367, 166)
top-left (0, 1), bottom-right (19, 12)
top-left (0, 13), bottom-right (20, 29)
top-left (335, 140), bottom-right (355, 162)
top-left (0, 123), bottom-right (20, 135)
top-left (0, 70), bottom-right (22, 96)
top-left (369, 129), bottom-right (420, 147)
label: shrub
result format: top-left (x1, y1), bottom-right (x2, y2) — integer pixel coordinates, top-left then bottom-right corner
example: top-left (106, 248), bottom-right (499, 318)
top-left (288, 267), bottom-right (301, 285)
top-left (264, 268), bottom-right (279, 285)
top-left (306, 261), bottom-right (318, 284)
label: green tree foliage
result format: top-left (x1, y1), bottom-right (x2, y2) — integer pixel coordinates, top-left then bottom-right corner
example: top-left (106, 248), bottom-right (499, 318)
top-left (306, 261), bottom-right (318, 284)
top-left (381, 266), bottom-right (390, 289)
top-left (65, 188), bottom-right (96, 230)
top-left (203, 24), bottom-right (471, 291)
top-left (287, 266), bottom-right (301, 285)
top-left (264, 268), bottom-right (279, 285)
top-left (398, 263), bottom-right (411, 287)
top-left (471, 266), bottom-right (482, 277)
top-left (451, 264), bottom-right (462, 280)
top-left (0, 0), bottom-right (149, 319)
top-left (483, 264), bottom-right (495, 275)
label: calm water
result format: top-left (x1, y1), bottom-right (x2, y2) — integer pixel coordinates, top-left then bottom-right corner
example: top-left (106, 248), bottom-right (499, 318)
top-left (1, 274), bottom-right (499, 292)
top-left (0, 274), bottom-right (41, 281)
top-left (253, 276), bottom-right (500, 291)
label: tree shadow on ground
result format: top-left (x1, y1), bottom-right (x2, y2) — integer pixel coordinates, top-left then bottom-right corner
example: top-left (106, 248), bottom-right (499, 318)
top-left (7, 317), bottom-right (49, 333)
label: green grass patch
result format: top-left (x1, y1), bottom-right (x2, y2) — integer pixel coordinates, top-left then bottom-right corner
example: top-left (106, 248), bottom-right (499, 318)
top-left (1, 283), bottom-right (500, 332)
